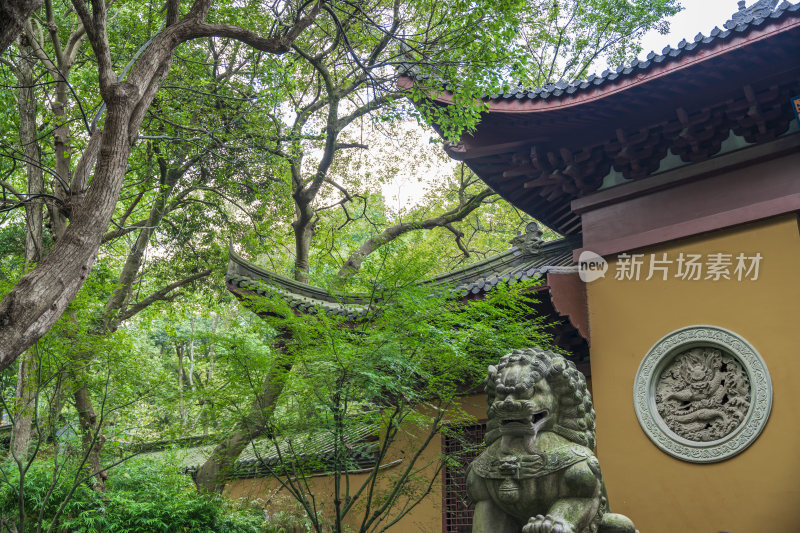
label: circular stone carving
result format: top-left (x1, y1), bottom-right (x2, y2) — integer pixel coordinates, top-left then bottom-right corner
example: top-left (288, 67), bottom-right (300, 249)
top-left (633, 326), bottom-right (772, 463)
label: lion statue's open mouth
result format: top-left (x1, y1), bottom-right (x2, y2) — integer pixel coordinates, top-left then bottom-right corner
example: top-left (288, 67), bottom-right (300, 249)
top-left (493, 403), bottom-right (549, 432)
top-left (499, 410), bottom-right (548, 427)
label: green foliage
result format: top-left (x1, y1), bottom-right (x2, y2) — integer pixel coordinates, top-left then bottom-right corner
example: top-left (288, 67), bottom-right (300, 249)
top-left (514, 0), bottom-right (682, 87)
top-left (0, 456), bottom-right (268, 532)
top-left (239, 251), bottom-right (554, 532)
top-left (0, 459), bottom-right (100, 529)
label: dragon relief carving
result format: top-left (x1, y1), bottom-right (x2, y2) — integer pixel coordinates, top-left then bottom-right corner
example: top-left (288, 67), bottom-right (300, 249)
top-left (655, 347), bottom-right (750, 442)
top-left (467, 348), bottom-right (636, 533)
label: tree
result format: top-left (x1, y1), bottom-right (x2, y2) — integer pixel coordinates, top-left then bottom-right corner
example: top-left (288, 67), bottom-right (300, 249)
top-left (0, 0), bottom-right (681, 511)
top-left (0, 0), bottom-right (680, 368)
top-left (0, 0), bottom-right (322, 368)
top-left (2, 20), bottom-right (313, 496)
top-left (248, 0), bottom-right (529, 283)
top-left (232, 0), bottom-right (680, 282)
top-left (1, 25), bottom-right (294, 489)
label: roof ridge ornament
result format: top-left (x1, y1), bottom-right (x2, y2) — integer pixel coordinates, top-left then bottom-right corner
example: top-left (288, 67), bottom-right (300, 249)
top-left (725, 0), bottom-right (780, 28)
top-left (510, 221), bottom-right (544, 256)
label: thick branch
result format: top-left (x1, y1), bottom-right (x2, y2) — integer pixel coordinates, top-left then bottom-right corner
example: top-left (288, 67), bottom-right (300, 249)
top-left (194, 329), bottom-right (295, 494)
top-left (102, 154), bottom-right (204, 330)
top-left (69, 0), bottom-right (116, 95)
top-left (336, 94), bottom-right (398, 131)
top-left (116, 269), bottom-right (212, 323)
top-left (176, 1), bottom-right (322, 54)
top-left (338, 187), bottom-right (495, 277)
top-left (0, 0), bottom-right (43, 54)
top-left (101, 220), bottom-right (147, 244)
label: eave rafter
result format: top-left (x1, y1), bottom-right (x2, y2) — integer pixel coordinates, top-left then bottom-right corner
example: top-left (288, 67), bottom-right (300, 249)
top-left (464, 76), bottom-right (798, 235)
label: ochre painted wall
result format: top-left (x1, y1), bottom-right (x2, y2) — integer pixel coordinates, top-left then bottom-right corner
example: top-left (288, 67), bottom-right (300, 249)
top-left (587, 213), bottom-right (800, 533)
top-left (225, 393), bottom-right (491, 532)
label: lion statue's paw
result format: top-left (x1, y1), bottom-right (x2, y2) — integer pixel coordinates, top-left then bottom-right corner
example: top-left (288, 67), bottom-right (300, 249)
top-left (598, 512), bottom-right (636, 533)
top-left (522, 514), bottom-right (575, 533)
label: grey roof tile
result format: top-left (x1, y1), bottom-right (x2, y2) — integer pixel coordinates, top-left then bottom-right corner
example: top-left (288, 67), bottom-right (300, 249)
top-left (154, 424), bottom-right (381, 479)
top-left (423, 234), bottom-right (578, 296)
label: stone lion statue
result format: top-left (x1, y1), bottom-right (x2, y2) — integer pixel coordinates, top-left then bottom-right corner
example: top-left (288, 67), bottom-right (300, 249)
top-left (467, 348), bottom-right (636, 533)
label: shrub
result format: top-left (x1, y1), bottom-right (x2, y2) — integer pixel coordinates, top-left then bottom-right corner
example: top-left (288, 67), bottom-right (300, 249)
top-left (0, 455), bottom-right (269, 532)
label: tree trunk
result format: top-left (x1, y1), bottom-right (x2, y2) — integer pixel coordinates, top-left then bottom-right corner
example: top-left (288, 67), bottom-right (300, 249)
top-left (9, 348), bottom-right (37, 463)
top-left (292, 209), bottom-right (315, 283)
top-left (188, 316), bottom-right (195, 390)
top-left (0, 107), bottom-right (141, 370)
top-left (201, 314), bottom-right (219, 436)
top-left (194, 343), bottom-right (293, 494)
top-left (177, 343), bottom-right (185, 427)
top-left (18, 43), bottom-right (43, 264)
top-left (73, 382), bottom-right (107, 492)
top-left (9, 40), bottom-right (44, 463)
top-left (45, 376), bottom-right (67, 442)
top-left (49, 66), bottom-right (74, 243)
top-left (207, 314), bottom-right (218, 383)
top-left (0, 0), bottom-right (319, 369)
top-left (0, 0), bottom-right (43, 55)
top-left (0, 29), bottom-right (175, 370)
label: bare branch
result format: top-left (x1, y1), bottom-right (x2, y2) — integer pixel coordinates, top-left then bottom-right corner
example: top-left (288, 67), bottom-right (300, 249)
top-left (334, 142), bottom-right (368, 151)
top-left (335, 94), bottom-right (398, 131)
top-left (444, 223), bottom-right (469, 258)
top-left (100, 220), bottom-right (147, 244)
top-left (176, 1), bottom-right (322, 54)
top-left (338, 187), bottom-right (496, 277)
top-left (117, 269), bottom-right (212, 322)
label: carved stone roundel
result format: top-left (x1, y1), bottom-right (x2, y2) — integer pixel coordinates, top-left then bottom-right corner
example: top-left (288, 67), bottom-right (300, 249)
top-left (633, 326), bottom-right (772, 463)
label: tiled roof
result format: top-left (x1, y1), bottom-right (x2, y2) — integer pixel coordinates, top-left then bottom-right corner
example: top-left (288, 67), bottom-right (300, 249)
top-left (143, 424), bottom-right (380, 480)
top-left (227, 224), bottom-right (577, 312)
top-left (424, 233), bottom-right (578, 297)
top-left (400, 0), bottom-right (799, 103)
top-left (226, 246), bottom-right (371, 319)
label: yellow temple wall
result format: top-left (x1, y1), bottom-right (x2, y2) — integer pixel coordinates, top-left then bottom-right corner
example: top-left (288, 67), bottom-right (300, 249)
top-left (586, 213), bottom-right (800, 533)
top-left (225, 393), bottom-right (491, 532)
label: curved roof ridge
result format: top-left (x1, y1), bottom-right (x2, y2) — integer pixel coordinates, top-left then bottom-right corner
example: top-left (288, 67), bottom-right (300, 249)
top-left (422, 236), bottom-right (576, 286)
top-left (227, 243), bottom-right (372, 306)
top-left (226, 235), bottom-right (579, 311)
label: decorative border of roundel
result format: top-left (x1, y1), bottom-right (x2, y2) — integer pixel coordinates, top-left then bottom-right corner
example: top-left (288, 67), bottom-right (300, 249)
top-left (633, 325), bottom-right (772, 463)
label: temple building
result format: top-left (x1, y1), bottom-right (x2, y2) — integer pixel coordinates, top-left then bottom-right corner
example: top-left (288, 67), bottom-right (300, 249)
top-left (218, 1), bottom-right (800, 531)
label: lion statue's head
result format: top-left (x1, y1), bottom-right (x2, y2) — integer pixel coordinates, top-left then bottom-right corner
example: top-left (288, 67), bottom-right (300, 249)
top-left (484, 347), bottom-right (596, 450)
